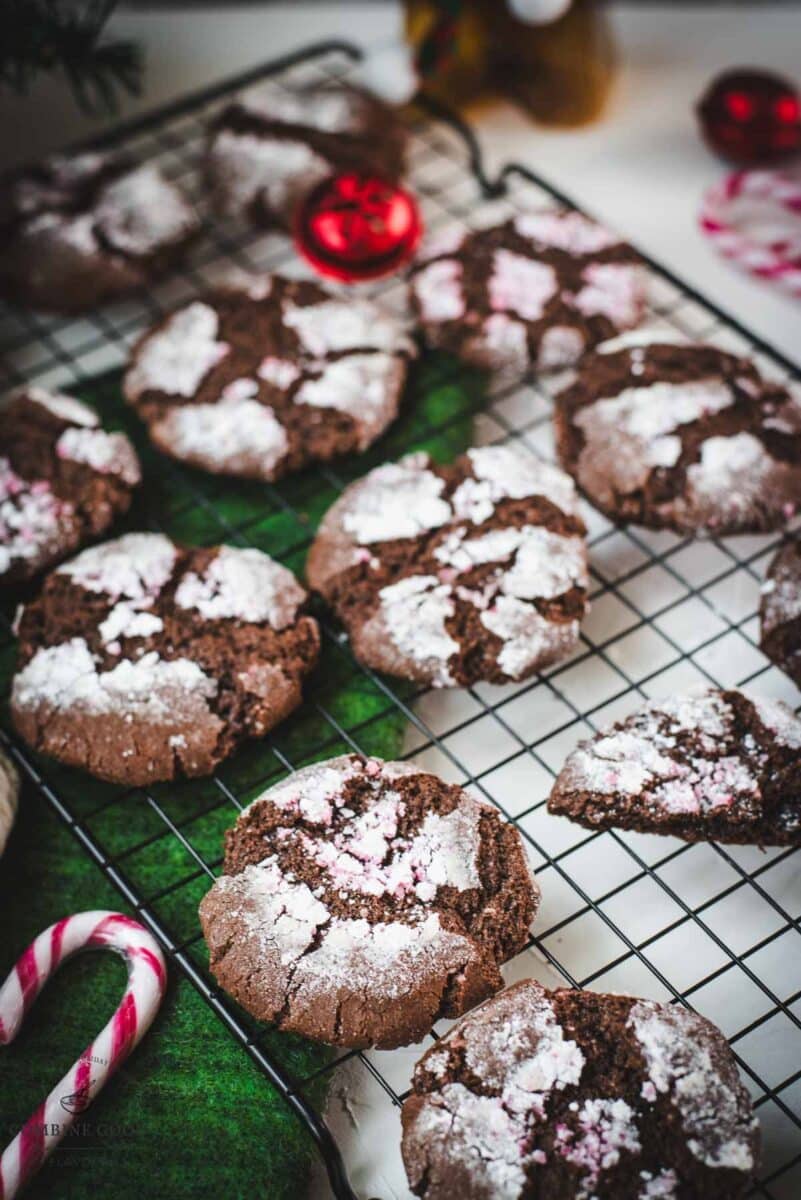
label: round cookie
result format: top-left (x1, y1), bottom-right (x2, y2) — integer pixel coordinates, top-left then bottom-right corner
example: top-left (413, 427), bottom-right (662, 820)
top-left (408, 211), bottom-right (645, 376)
top-left (554, 334), bottom-right (801, 533)
top-left (307, 443), bottom-right (589, 687)
top-left (206, 80), bottom-right (407, 230)
top-left (0, 748), bottom-right (19, 858)
top-left (401, 978), bottom-right (759, 1200)
top-left (548, 686), bottom-right (801, 845)
top-left (199, 754), bottom-right (538, 1049)
top-left (0, 152), bottom-right (199, 313)
top-left (1, 388), bottom-right (141, 586)
top-left (11, 533), bottom-right (320, 786)
top-left (123, 275), bottom-right (415, 482)
top-left (760, 539), bottom-right (801, 687)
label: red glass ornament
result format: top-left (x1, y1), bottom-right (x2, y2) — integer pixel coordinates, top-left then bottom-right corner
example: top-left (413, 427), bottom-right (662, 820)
top-left (294, 171), bottom-right (423, 283)
top-left (697, 69), bottom-right (801, 165)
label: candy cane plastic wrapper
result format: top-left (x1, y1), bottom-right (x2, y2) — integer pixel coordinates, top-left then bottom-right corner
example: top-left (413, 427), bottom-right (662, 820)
top-left (0, 911), bottom-right (167, 1199)
top-left (699, 168), bottom-right (801, 297)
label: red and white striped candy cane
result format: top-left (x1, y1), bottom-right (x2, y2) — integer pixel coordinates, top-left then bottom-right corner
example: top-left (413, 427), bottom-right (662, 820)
top-left (699, 168), bottom-right (801, 297)
top-left (0, 911), bottom-right (167, 1199)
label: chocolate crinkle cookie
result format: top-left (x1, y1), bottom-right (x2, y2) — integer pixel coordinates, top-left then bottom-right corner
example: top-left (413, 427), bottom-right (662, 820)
top-left (123, 274), bottom-right (415, 482)
top-left (408, 211), bottom-right (645, 376)
top-left (1, 388), bottom-right (141, 586)
top-left (760, 539), bottom-right (801, 687)
top-left (0, 152), bottom-right (199, 313)
top-left (554, 333), bottom-right (801, 533)
top-left (206, 80), bottom-right (407, 229)
top-left (401, 979), bottom-right (759, 1200)
top-left (307, 444), bottom-right (589, 688)
top-left (548, 686), bottom-right (801, 845)
top-left (199, 754), bottom-right (538, 1049)
top-left (11, 533), bottom-right (320, 786)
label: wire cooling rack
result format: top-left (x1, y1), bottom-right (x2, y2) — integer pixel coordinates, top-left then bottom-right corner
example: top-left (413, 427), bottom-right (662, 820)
top-left (1, 40), bottom-right (800, 1200)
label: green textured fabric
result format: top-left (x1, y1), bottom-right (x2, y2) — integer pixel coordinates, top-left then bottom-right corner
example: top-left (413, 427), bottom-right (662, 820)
top-left (0, 350), bottom-right (484, 1198)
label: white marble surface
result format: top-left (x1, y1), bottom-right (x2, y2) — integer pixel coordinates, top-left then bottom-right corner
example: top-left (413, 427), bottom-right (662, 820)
top-left (1, 3), bottom-right (799, 363)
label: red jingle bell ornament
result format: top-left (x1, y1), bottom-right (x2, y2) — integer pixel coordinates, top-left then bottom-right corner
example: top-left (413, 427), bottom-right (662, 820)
top-left (294, 171), bottom-right (423, 283)
top-left (697, 68), bottom-right (801, 165)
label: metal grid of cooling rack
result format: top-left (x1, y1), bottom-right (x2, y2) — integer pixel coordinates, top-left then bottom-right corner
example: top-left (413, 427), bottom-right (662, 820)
top-left (1, 40), bottom-right (800, 1200)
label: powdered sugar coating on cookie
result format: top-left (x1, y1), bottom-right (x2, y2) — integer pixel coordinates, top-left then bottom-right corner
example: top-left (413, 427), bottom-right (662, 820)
top-left (124, 276), bottom-right (414, 483)
top-left (125, 302), bottom-right (229, 400)
top-left (402, 979), bottom-right (758, 1200)
top-left (629, 1001), bottom-right (758, 1171)
top-left (308, 444), bottom-right (588, 687)
top-left (174, 545), bottom-right (305, 628)
top-left (1, 390), bottom-right (141, 584)
top-left (12, 534), bottom-right (319, 785)
top-left (759, 540), bottom-right (801, 687)
top-left (549, 685), bottom-right (801, 844)
top-left (409, 213), bottom-right (644, 376)
top-left (556, 340), bottom-right (801, 534)
top-left (200, 754), bottom-right (538, 1048)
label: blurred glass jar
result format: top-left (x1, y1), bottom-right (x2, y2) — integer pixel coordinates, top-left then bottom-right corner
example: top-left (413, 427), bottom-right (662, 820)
top-left (403, 0), bottom-right (615, 125)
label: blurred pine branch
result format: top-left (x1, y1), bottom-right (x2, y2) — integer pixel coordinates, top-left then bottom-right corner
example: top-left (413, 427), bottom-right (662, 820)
top-left (0, 1), bottom-right (142, 112)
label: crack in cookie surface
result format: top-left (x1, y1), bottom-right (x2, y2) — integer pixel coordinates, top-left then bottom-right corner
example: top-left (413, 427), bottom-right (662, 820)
top-left (548, 685), bottom-right (801, 844)
top-left (124, 275), bottom-right (415, 482)
top-left (1, 389), bottom-right (141, 585)
top-left (554, 337), bottom-right (801, 533)
top-left (401, 979), bottom-right (758, 1200)
top-left (11, 532), bottom-right (320, 784)
top-left (409, 212), bottom-right (644, 376)
top-left (198, 755), bottom-right (539, 1048)
top-left (307, 444), bottom-right (589, 687)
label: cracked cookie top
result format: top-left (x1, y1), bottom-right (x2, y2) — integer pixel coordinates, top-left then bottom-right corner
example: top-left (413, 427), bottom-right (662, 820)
top-left (123, 274), bottom-right (415, 482)
top-left (408, 212), bottom-right (644, 377)
top-left (402, 979), bottom-right (758, 1200)
top-left (0, 152), bottom-right (199, 313)
top-left (760, 538), bottom-right (801, 688)
top-left (307, 443), bottom-right (589, 687)
top-left (198, 754), bottom-right (539, 1048)
top-left (206, 80), bottom-right (406, 230)
top-left (1, 388), bottom-right (141, 586)
top-left (554, 335), bottom-right (801, 533)
top-left (548, 686), bottom-right (801, 845)
top-left (11, 532), bottom-right (320, 786)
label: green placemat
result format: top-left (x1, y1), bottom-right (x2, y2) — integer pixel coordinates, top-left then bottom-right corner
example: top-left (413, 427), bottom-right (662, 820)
top-left (0, 350), bottom-right (485, 1198)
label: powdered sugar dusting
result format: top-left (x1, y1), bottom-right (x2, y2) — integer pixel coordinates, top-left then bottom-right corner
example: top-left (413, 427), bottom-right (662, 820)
top-left (629, 1000), bottom-right (757, 1172)
top-left (482, 595), bottom-right (579, 680)
top-left (470, 313), bottom-right (530, 375)
top-left (488, 249), bottom-right (557, 321)
top-left (209, 129), bottom-right (329, 218)
top-left (575, 378), bottom-right (735, 500)
top-left (294, 353), bottom-right (404, 448)
top-left (514, 210), bottom-right (620, 255)
top-left (638, 1169), bottom-right (678, 1199)
top-left (12, 637), bottom-right (218, 724)
top-left (56, 427), bottom-right (141, 486)
top-left (57, 532), bottom-right (176, 600)
top-left (151, 395), bottom-right (288, 479)
top-left (454, 444), bottom-right (579, 522)
top-left (375, 575), bottom-right (459, 686)
top-left (94, 163), bottom-right (196, 256)
top-left (761, 543), bottom-right (801, 632)
top-left (174, 545), bottom-right (305, 628)
top-left (569, 262), bottom-right (643, 328)
top-left (682, 432), bottom-right (776, 524)
top-left (125, 302), bottom-right (229, 399)
top-left (341, 458), bottom-right (452, 544)
top-left (236, 81), bottom-right (356, 132)
top-left (745, 692), bottom-right (801, 749)
top-left (538, 324), bottom-right (586, 370)
top-left (283, 298), bottom-right (413, 358)
top-left (412, 259), bottom-right (465, 323)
